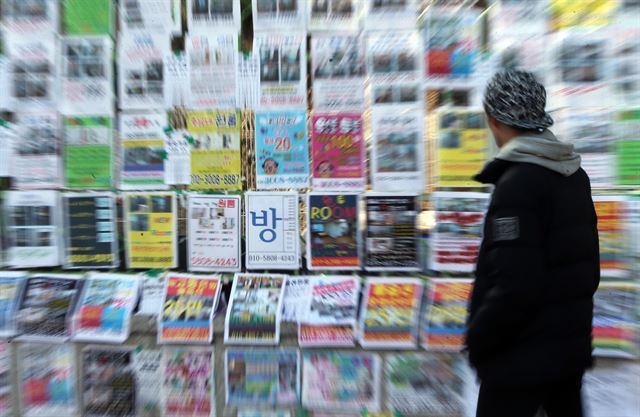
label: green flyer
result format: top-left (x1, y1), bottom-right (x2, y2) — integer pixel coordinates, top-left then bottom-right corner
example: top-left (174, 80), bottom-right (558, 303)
top-left (616, 109), bottom-right (640, 186)
top-left (63, 0), bottom-right (113, 35)
top-left (64, 116), bottom-right (113, 188)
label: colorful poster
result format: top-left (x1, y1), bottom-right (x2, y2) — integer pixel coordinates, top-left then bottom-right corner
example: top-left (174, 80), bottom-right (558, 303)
top-left (0, 0), bottom-right (59, 34)
top-left (252, 0), bottom-right (306, 30)
top-left (549, 0), bottom-right (615, 31)
top-left (0, 272), bottom-right (26, 338)
top-left (0, 342), bottom-right (10, 417)
top-left (120, 0), bottom-right (174, 32)
top-left (63, 115), bottom-right (113, 188)
top-left (119, 112), bottom-right (168, 189)
top-left (308, 0), bottom-right (359, 31)
top-left (311, 113), bottom-right (365, 191)
top-left (124, 192), bottom-right (178, 269)
top-left (158, 274), bottom-right (222, 344)
top-left (615, 108), bottom-right (640, 186)
top-left (187, 110), bottom-right (242, 191)
top-left (593, 282), bottom-right (639, 359)
top-left (17, 343), bottom-right (77, 417)
top-left (311, 34), bottom-right (366, 111)
top-left (187, 194), bottom-right (242, 272)
top-left (82, 347), bottom-right (137, 417)
top-left (188, 0), bottom-right (241, 31)
top-left (364, 0), bottom-right (417, 30)
top-left (385, 353), bottom-right (465, 416)
top-left (358, 277), bottom-right (423, 349)
top-left (62, 193), bottom-right (118, 269)
top-left (255, 33), bottom-right (307, 109)
top-left (364, 194), bottom-right (420, 270)
top-left (161, 346), bottom-right (215, 417)
top-left (436, 109), bottom-right (489, 187)
top-left (430, 192), bottom-right (490, 273)
top-left (281, 276), bottom-right (310, 323)
top-left (594, 196), bottom-right (630, 278)
top-left (4, 190), bottom-right (61, 268)
top-left (133, 348), bottom-right (162, 417)
top-left (255, 110), bottom-right (310, 189)
top-left (421, 278), bottom-right (473, 351)
top-left (371, 108), bottom-right (425, 192)
top-left (224, 273), bottom-right (286, 345)
top-left (225, 348), bottom-right (299, 406)
top-left (60, 36), bottom-right (113, 114)
top-left (307, 193), bottom-right (360, 270)
top-left (245, 192), bottom-right (300, 270)
top-left (186, 33), bottom-right (238, 109)
top-left (63, 0), bottom-right (113, 34)
top-left (302, 351), bottom-right (381, 412)
top-left (299, 275), bottom-right (360, 347)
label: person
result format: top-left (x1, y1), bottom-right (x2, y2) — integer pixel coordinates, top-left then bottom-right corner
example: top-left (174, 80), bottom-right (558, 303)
top-left (465, 70), bottom-right (600, 417)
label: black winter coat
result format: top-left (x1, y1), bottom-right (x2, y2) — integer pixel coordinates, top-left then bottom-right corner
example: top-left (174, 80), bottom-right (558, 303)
top-left (465, 159), bottom-right (600, 386)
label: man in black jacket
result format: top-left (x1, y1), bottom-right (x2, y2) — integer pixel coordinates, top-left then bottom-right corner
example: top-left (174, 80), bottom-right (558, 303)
top-left (466, 70), bottom-right (600, 417)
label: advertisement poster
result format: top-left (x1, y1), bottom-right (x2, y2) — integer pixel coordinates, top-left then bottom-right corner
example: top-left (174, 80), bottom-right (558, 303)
top-left (15, 275), bottom-right (83, 342)
top-left (161, 347), bottom-right (215, 417)
top-left (307, 193), bottom-right (360, 270)
top-left (359, 277), bottom-right (423, 349)
top-left (119, 112), bottom-right (167, 189)
top-left (311, 113), bottom-right (365, 191)
top-left (187, 33), bottom-right (238, 109)
top-left (613, 29), bottom-right (640, 105)
top-left (62, 193), bottom-right (118, 269)
top-left (549, 0), bottom-right (615, 31)
top-left (281, 276), bottom-right (310, 323)
top-left (421, 278), bottom-right (473, 351)
top-left (255, 33), bottom-right (307, 109)
top-left (245, 192), bottom-right (300, 270)
top-left (0, 342), bottom-right (10, 417)
top-left (430, 192), bottom-right (490, 273)
top-left (17, 343), bottom-right (77, 417)
top-left (139, 274), bottom-right (166, 316)
top-left (615, 108), bottom-right (640, 186)
top-left (13, 111), bottom-right (62, 190)
top-left (63, 0), bottom-right (113, 34)
top-left (371, 108), bottom-right (425, 192)
top-left (436, 109), bottom-right (489, 187)
top-left (188, 194), bottom-right (242, 272)
top-left (311, 34), bottom-right (366, 111)
top-left (82, 347), bottom-right (136, 417)
top-left (252, 0), bottom-right (306, 30)
top-left (158, 274), bottom-right (222, 344)
top-left (593, 282), bottom-right (639, 359)
top-left (60, 36), bottom-right (113, 114)
top-left (187, 110), bottom-right (242, 191)
top-left (133, 348), bottom-right (162, 417)
top-left (225, 348), bottom-right (299, 406)
top-left (593, 196), bottom-right (629, 278)
top-left (364, 0), bottom-right (417, 30)
top-left (299, 275), bottom-right (360, 347)
top-left (224, 273), bottom-right (286, 345)
top-left (71, 273), bottom-right (140, 343)
top-left (188, 0), bottom-right (241, 31)
top-left (4, 190), bottom-right (61, 268)
top-left (6, 36), bottom-right (57, 109)
top-left (255, 111), bottom-right (310, 189)
top-left (118, 31), bottom-right (168, 110)
top-left (63, 115), bottom-right (113, 188)
top-left (124, 192), bottom-right (178, 269)
top-left (308, 0), bottom-right (359, 31)
top-left (1, 0), bottom-right (59, 34)
top-left (0, 272), bottom-right (25, 338)
top-left (120, 0), bottom-right (174, 32)
top-left (364, 194), bottom-right (419, 270)
top-left (302, 351), bottom-right (381, 412)
top-left (164, 129), bottom-right (191, 185)
top-left (385, 353), bottom-right (465, 416)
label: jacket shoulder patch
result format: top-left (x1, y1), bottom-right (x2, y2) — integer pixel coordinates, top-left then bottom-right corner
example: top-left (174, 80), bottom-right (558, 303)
top-left (493, 217), bottom-right (520, 241)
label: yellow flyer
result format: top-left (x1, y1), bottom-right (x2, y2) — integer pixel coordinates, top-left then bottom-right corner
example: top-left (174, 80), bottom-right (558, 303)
top-left (125, 192), bottom-right (177, 269)
top-left (550, 0), bottom-right (615, 31)
top-left (187, 110), bottom-right (241, 191)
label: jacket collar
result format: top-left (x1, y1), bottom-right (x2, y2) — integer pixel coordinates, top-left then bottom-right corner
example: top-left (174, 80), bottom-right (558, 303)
top-left (473, 158), bottom-right (513, 185)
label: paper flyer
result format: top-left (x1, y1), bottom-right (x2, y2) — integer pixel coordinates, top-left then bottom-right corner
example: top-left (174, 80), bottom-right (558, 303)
top-left (124, 192), bottom-right (178, 269)
top-left (133, 348), bottom-right (162, 417)
top-left (311, 113), bottom-right (365, 191)
top-left (161, 346), bottom-right (216, 417)
top-left (593, 196), bottom-right (630, 278)
top-left (62, 0), bottom-right (113, 34)
top-left (15, 274), bottom-right (83, 342)
top-left (17, 343), bottom-right (78, 417)
top-left (549, 0), bottom-right (615, 31)
top-left (188, 0), bottom-right (241, 32)
top-left (165, 51), bottom-right (190, 108)
top-left (119, 112), bottom-right (168, 190)
top-left (385, 353), bottom-right (465, 416)
top-left (359, 277), bottom-right (423, 349)
top-left (186, 33), bottom-right (238, 109)
top-left (252, 0), bottom-right (306, 30)
top-left (364, 194), bottom-right (420, 270)
top-left (224, 273), bottom-right (287, 345)
top-left (308, 0), bottom-right (360, 31)
top-left (0, 272), bottom-right (26, 338)
top-left (370, 108), bottom-right (425, 192)
top-left (63, 115), bottom-right (113, 188)
top-left (138, 273), bottom-right (166, 316)
top-left (4, 190), bottom-right (61, 268)
top-left (60, 36), bottom-right (113, 114)
top-left (62, 193), bottom-right (118, 269)
top-left (0, 121), bottom-right (16, 177)
top-left (613, 28), bottom-right (640, 105)
top-left (187, 110), bottom-right (242, 191)
top-left (255, 33), bottom-right (307, 109)
top-left (1, 0), bottom-right (59, 35)
top-left (0, 342), bottom-right (10, 417)
top-left (281, 276), bottom-right (310, 323)
top-left (82, 346), bottom-right (137, 417)
top-left (158, 273), bottom-right (222, 344)
top-left (421, 278), bottom-right (473, 351)
top-left (430, 192), bottom-right (490, 273)
top-left (302, 351), bottom-right (381, 412)
top-left (188, 194), bottom-right (242, 272)
top-left (119, 0), bottom-right (174, 33)
top-left (436, 109), bottom-right (490, 187)
top-left (593, 282), bottom-right (639, 359)
top-left (245, 192), bottom-right (300, 270)
top-left (225, 348), bottom-right (299, 406)
top-left (307, 193), bottom-right (360, 270)
top-left (615, 108), bottom-right (640, 186)
top-left (311, 34), bottom-right (366, 111)
top-left (255, 111), bottom-right (310, 189)
top-left (164, 129), bottom-right (191, 185)
top-left (299, 275), bottom-right (360, 347)
top-left (364, 0), bottom-right (417, 30)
